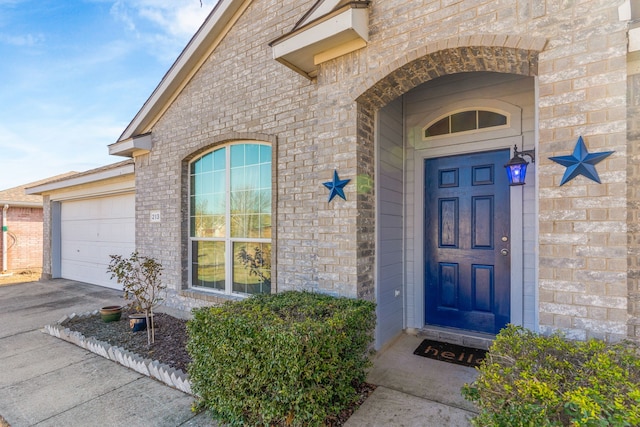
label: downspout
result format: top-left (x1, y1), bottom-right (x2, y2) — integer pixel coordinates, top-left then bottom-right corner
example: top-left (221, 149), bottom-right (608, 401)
top-left (2, 204), bottom-right (8, 272)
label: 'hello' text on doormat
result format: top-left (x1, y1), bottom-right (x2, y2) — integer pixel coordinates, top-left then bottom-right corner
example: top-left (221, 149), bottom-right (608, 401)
top-left (413, 339), bottom-right (487, 368)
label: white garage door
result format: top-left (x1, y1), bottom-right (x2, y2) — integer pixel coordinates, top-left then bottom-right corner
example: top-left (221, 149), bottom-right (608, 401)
top-left (61, 194), bottom-right (135, 289)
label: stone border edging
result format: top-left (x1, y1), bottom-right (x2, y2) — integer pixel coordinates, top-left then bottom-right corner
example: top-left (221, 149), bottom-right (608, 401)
top-left (43, 310), bottom-right (193, 395)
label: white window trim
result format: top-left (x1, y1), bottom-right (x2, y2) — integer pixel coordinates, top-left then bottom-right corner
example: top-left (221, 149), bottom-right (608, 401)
top-left (423, 107), bottom-right (510, 139)
top-left (417, 99), bottom-right (522, 150)
top-left (188, 141), bottom-right (272, 296)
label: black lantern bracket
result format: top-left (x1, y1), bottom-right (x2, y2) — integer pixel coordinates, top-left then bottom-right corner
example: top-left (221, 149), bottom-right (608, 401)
top-left (513, 145), bottom-right (536, 164)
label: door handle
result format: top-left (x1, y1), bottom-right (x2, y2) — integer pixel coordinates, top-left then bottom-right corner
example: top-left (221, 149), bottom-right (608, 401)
top-left (500, 248), bottom-right (509, 256)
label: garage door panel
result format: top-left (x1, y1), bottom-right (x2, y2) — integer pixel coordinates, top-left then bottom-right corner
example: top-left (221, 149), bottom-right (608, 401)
top-left (98, 220), bottom-right (135, 242)
top-left (60, 194), bottom-right (134, 290)
top-left (96, 242), bottom-right (135, 261)
top-left (62, 243), bottom-right (102, 263)
top-left (62, 196), bottom-right (134, 220)
top-left (63, 219), bottom-right (135, 243)
top-left (61, 241), bottom-right (131, 263)
top-left (61, 260), bottom-right (117, 288)
top-left (61, 221), bottom-right (93, 241)
top-left (104, 198), bottom-right (134, 218)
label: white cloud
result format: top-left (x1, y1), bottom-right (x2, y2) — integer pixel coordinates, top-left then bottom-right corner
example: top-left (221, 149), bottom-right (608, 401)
top-left (142, 2), bottom-right (213, 37)
top-left (105, 0), bottom-right (217, 63)
top-left (109, 1), bottom-right (137, 33)
top-left (0, 32), bottom-right (44, 46)
top-left (111, 0), bottom-right (217, 38)
top-left (0, 114), bottom-right (126, 189)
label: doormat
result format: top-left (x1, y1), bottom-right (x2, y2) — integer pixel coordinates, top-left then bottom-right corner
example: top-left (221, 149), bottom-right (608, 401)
top-left (413, 339), bottom-right (487, 368)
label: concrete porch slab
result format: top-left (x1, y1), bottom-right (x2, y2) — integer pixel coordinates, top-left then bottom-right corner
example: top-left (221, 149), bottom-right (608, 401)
top-left (345, 333), bottom-right (480, 426)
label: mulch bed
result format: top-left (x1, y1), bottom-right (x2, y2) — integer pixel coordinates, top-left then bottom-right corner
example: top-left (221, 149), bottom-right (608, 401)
top-left (64, 309), bottom-right (191, 372)
top-left (61, 309), bottom-right (375, 426)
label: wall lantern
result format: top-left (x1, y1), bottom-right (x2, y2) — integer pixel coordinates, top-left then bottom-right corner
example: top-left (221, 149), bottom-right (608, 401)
top-left (504, 145), bottom-right (536, 186)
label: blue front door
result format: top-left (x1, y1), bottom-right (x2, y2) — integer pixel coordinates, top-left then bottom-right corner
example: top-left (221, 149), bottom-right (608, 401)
top-left (424, 150), bottom-right (511, 334)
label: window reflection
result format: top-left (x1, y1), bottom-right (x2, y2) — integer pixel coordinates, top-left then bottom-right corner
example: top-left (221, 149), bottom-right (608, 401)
top-left (233, 242), bottom-right (271, 295)
top-left (191, 241), bottom-right (225, 291)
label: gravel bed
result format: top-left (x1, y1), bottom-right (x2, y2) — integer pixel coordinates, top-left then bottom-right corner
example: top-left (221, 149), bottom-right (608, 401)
top-left (63, 309), bottom-right (190, 373)
top-left (61, 308), bottom-right (375, 426)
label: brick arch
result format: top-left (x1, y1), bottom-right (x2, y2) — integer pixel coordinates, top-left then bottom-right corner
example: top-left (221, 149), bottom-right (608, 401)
top-left (355, 40), bottom-right (544, 110)
top-left (180, 131), bottom-right (277, 163)
top-left (353, 40), bottom-right (544, 299)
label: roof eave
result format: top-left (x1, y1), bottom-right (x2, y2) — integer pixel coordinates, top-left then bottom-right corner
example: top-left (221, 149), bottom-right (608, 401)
top-left (0, 201), bottom-right (42, 208)
top-left (25, 163), bottom-right (135, 195)
top-left (109, 133), bottom-right (152, 158)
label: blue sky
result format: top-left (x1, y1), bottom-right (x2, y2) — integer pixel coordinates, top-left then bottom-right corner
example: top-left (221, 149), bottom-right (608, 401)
top-left (0, 0), bottom-right (217, 190)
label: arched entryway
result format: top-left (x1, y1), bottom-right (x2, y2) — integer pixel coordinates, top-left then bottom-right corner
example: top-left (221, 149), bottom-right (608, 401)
top-left (355, 42), bottom-right (543, 348)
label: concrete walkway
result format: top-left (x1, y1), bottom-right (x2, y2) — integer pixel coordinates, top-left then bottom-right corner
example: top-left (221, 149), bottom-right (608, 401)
top-left (344, 334), bottom-right (478, 426)
top-left (0, 279), bottom-right (478, 426)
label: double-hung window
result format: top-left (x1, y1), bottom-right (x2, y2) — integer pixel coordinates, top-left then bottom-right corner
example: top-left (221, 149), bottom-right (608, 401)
top-left (189, 142), bottom-right (272, 295)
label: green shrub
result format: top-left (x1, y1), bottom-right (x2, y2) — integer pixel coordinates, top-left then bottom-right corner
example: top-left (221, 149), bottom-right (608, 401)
top-left (462, 325), bottom-right (640, 426)
top-left (187, 291), bottom-right (376, 427)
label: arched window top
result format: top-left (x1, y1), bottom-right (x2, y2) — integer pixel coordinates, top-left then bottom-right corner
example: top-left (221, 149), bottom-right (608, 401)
top-left (423, 108), bottom-right (509, 140)
top-left (190, 141), bottom-right (272, 175)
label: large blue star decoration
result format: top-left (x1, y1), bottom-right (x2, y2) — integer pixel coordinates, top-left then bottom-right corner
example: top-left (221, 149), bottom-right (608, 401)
top-left (548, 136), bottom-right (613, 186)
top-left (323, 170), bottom-right (351, 202)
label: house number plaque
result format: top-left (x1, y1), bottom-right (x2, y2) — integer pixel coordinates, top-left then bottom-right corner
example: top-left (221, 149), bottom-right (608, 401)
top-left (150, 210), bottom-right (161, 223)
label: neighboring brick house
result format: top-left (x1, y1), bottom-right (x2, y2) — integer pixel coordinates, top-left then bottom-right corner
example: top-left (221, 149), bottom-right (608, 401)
top-left (38, 0), bottom-right (640, 349)
top-left (0, 174), bottom-right (75, 273)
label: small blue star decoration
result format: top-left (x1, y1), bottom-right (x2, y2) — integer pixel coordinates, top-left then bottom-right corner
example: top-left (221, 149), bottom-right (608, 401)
top-left (548, 136), bottom-right (614, 186)
top-left (323, 170), bottom-right (350, 202)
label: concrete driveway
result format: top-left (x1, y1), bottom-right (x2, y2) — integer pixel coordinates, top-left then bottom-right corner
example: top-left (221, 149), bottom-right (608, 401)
top-left (0, 279), bottom-right (216, 427)
top-left (0, 278), bottom-right (478, 427)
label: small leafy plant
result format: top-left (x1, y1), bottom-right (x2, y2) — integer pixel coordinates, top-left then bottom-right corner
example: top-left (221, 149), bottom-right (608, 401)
top-left (462, 325), bottom-right (640, 426)
top-left (236, 245), bottom-right (271, 288)
top-left (187, 291), bottom-right (376, 427)
top-left (107, 252), bottom-right (165, 346)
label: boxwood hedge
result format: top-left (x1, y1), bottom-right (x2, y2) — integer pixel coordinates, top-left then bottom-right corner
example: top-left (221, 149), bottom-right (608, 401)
top-left (462, 325), bottom-right (640, 426)
top-left (186, 291), bottom-right (376, 426)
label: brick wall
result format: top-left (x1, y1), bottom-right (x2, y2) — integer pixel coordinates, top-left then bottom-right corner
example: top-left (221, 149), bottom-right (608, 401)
top-left (134, 0), bottom-right (632, 341)
top-left (533, 2), bottom-right (628, 341)
top-left (0, 207), bottom-right (43, 272)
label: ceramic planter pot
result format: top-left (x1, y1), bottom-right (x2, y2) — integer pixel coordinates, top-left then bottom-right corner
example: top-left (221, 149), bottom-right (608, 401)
top-left (100, 305), bottom-right (123, 322)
